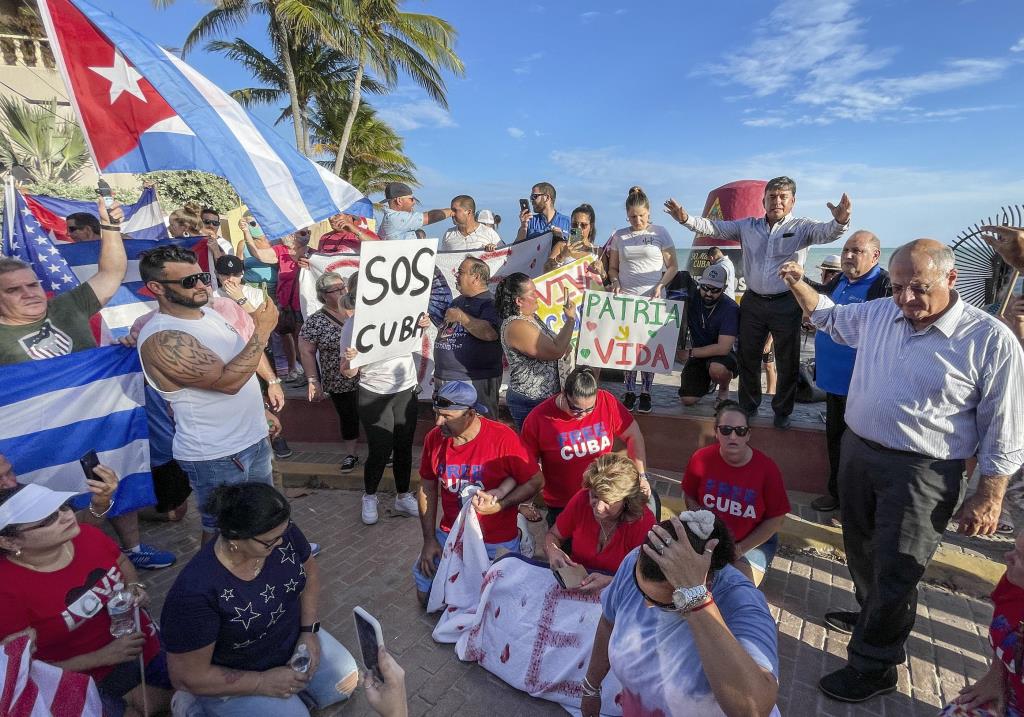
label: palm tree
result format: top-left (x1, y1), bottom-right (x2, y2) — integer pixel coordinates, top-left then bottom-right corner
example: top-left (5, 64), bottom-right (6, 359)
top-left (153, 0), bottom-right (341, 155)
top-left (310, 100), bottom-right (416, 194)
top-left (328, 0), bottom-right (465, 175)
top-left (207, 34), bottom-right (385, 153)
top-left (0, 97), bottom-right (88, 182)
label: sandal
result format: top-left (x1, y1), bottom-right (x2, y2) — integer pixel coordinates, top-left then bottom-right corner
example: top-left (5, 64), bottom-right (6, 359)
top-left (997, 520), bottom-right (1015, 536)
top-left (518, 503), bottom-right (543, 522)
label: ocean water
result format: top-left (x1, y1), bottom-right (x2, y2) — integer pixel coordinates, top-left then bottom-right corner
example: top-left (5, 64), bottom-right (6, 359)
top-left (675, 245), bottom-right (895, 275)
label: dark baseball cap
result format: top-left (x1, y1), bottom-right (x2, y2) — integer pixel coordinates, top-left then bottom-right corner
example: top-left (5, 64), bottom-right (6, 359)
top-left (215, 255), bottom-right (244, 276)
top-left (384, 182), bottom-right (416, 201)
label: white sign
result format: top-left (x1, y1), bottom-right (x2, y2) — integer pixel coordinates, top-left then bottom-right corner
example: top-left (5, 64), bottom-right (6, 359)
top-left (349, 238), bottom-right (438, 368)
top-left (576, 290), bottom-right (684, 374)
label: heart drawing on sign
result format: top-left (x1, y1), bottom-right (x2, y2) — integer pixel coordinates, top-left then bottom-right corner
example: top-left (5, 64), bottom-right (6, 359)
top-left (615, 326), bottom-right (630, 341)
top-left (580, 348), bottom-right (591, 358)
top-left (648, 329), bottom-right (657, 337)
top-left (585, 321), bottom-right (598, 331)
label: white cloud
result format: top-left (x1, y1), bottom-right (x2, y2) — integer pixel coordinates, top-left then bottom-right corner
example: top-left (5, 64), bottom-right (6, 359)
top-left (580, 10), bottom-right (600, 21)
top-left (698, 0), bottom-right (1011, 125)
top-left (507, 127), bottom-right (525, 139)
top-left (614, 8), bottom-right (627, 14)
top-left (376, 100), bottom-right (456, 132)
top-left (1013, 36), bottom-right (1024, 52)
top-left (513, 52), bottom-right (544, 75)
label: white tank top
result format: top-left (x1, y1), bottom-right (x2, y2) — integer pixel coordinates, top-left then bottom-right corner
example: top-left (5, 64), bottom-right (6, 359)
top-left (137, 309), bottom-right (268, 461)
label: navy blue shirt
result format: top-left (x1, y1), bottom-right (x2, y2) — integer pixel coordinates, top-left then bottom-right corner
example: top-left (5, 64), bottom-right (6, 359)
top-left (433, 291), bottom-right (502, 381)
top-left (525, 210), bottom-right (570, 240)
top-left (814, 265), bottom-right (880, 395)
top-left (161, 523), bottom-right (312, 671)
top-left (686, 295), bottom-right (740, 349)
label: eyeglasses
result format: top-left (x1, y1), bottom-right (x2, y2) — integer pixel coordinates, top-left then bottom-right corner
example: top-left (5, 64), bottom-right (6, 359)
top-left (632, 564), bottom-right (676, 611)
top-left (699, 285), bottom-right (724, 294)
top-left (716, 424), bottom-right (750, 437)
top-left (20, 501), bottom-right (74, 531)
top-left (153, 272), bottom-right (212, 289)
top-left (322, 286), bottom-right (345, 294)
top-left (892, 283), bottom-right (935, 297)
top-left (202, 219), bottom-right (220, 226)
top-left (565, 396), bottom-right (595, 416)
top-left (249, 521), bottom-right (292, 549)
top-left (529, 193), bottom-right (548, 200)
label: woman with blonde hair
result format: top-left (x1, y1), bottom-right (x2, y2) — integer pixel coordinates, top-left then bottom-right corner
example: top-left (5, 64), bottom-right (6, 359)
top-left (543, 453), bottom-right (656, 592)
top-left (168, 204), bottom-right (204, 238)
top-left (606, 186), bottom-right (678, 414)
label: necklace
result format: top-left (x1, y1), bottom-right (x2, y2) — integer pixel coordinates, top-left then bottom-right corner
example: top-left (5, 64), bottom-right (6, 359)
top-left (217, 541), bottom-right (264, 579)
top-left (700, 301), bottom-right (719, 330)
top-left (597, 520), bottom-right (616, 550)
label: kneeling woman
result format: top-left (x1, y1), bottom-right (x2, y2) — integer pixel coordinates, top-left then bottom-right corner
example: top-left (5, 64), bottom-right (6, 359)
top-left (682, 400), bottom-right (790, 586)
top-left (162, 483), bottom-right (358, 716)
top-left (544, 454), bottom-right (656, 592)
top-left (581, 512), bottom-right (779, 717)
top-left (0, 484), bottom-right (171, 716)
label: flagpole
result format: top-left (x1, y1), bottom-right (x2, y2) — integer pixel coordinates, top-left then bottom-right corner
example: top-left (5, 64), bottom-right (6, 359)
top-left (2, 176), bottom-right (15, 255)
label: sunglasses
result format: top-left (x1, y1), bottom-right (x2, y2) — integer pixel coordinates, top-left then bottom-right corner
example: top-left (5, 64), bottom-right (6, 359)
top-left (529, 193), bottom-right (548, 200)
top-left (565, 397), bottom-right (595, 417)
top-left (432, 396), bottom-right (470, 412)
top-left (202, 219), bottom-right (220, 226)
top-left (632, 564), bottom-right (676, 611)
top-left (153, 272), bottom-right (212, 289)
top-left (699, 285), bottom-right (724, 294)
top-left (716, 424), bottom-right (750, 437)
top-left (67, 224), bottom-right (84, 232)
top-left (250, 521), bottom-right (292, 549)
top-left (20, 501), bottom-right (74, 531)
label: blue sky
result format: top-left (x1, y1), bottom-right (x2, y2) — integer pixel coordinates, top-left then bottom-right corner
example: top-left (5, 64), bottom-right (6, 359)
top-left (88, 0), bottom-right (1024, 247)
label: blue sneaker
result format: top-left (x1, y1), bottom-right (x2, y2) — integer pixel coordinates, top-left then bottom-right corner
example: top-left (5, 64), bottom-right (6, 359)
top-left (310, 542), bottom-right (322, 558)
top-left (125, 543), bottom-right (176, 570)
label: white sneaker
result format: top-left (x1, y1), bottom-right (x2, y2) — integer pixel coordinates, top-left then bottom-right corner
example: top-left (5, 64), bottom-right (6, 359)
top-left (361, 493), bottom-right (379, 525)
top-left (517, 514), bottom-right (535, 557)
top-left (394, 492), bottom-right (418, 517)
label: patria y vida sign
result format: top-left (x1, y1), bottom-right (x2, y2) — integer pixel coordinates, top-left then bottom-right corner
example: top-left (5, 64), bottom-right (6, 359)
top-left (575, 290), bottom-right (685, 374)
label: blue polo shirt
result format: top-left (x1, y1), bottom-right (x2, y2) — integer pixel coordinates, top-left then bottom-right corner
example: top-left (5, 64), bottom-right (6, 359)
top-left (525, 210), bottom-right (570, 240)
top-left (814, 265), bottom-right (880, 395)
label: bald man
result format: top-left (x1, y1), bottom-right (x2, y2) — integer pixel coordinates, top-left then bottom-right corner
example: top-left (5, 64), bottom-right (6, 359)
top-left (780, 239), bottom-right (1024, 704)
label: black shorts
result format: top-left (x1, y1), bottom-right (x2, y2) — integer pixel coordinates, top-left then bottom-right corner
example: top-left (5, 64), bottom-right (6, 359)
top-left (151, 460), bottom-right (192, 513)
top-left (679, 354), bottom-right (738, 398)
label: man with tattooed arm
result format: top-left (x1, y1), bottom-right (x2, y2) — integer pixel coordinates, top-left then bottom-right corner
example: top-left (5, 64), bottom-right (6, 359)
top-left (136, 245), bottom-right (280, 544)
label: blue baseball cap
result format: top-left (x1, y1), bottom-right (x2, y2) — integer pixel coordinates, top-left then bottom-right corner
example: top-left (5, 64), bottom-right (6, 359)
top-left (434, 381), bottom-right (488, 414)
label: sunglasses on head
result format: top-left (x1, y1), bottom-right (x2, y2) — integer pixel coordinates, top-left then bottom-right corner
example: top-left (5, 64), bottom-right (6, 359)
top-left (716, 424), bottom-right (750, 437)
top-left (433, 396), bottom-right (470, 411)
top-left (20, 501), bottom-right (74, 531)
top-left (153, 272), bottom-right (212, 290)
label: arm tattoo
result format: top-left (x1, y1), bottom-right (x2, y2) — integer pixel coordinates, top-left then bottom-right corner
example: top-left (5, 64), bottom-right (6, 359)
top-left (221, 668), bottom-right (245, 685)
top-left (146, 331), bottom-right (221, 385)
top-left (222, 333), bottom-right (264, 376)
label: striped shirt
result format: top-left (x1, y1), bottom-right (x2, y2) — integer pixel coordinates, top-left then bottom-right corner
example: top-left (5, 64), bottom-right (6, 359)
top-left (809, 292), bottom-right (1024, 476)
top-left (681, 213), bottom-right (847, 294)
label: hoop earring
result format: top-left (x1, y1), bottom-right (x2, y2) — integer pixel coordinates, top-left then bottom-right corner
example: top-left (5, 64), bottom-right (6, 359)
top-left (228, 542), bottom-right (238, 553)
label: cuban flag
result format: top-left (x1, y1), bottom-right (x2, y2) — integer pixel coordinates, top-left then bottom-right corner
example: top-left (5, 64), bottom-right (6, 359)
top-left (0, 346), bottom-right (156, 516)
top-left (25, 185), bottom-right (169, 243)
top-left (38, 0), bottom-right (372, 240)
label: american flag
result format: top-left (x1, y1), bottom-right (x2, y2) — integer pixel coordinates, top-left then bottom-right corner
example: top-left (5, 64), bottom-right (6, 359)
top-left (2, 182), bottom-right (80, 294)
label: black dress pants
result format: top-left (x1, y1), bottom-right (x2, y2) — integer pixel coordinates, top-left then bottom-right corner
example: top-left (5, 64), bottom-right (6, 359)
top-left (839, 431), bottom-right (966, 672)
top-left (737, 291), bottom-right (802, 417)
top-left (824, 392), bottom-right (848, 501)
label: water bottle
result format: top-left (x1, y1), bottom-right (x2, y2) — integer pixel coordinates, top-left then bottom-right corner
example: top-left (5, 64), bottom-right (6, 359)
top-left (107, 585), bottom-right (136, 638)
top-left (289, 643), bottom-right (310, 673)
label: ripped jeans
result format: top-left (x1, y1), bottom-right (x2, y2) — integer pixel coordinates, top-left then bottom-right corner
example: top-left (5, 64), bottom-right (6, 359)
top-left (188, 630), bottom-right (357, 717)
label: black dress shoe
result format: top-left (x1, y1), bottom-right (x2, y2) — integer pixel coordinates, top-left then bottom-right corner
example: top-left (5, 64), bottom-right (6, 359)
top-left (811, 494), bottom-right (840, 512)
top-left (773, 413), bottom-right (792, 430)
top-left (823, 610), bottom-right (859, 634)
top-left (819, 665), bottom-right (896, 702)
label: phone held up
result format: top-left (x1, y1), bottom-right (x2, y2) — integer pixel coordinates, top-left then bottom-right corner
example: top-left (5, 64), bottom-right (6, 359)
top-left (96, 178), bottom-right (115, 210)
top-left (519, 198), bottom-right (530, 213)
top-left (353, 606), bottom-right (385, 683)
top-left (80, 449), bottom-right (100, 484)
top-left (248, 219), bottom-right (265, 239)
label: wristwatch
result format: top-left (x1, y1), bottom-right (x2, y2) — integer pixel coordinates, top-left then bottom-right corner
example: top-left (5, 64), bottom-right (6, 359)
top-left (267, 378), bottom-right (282, 386)
top-left (235, 297), bottom-right (248, 306)
top-left (672, 585), bottom-right (709, 612)
top-left (299, 622), bottom-right (320, 634)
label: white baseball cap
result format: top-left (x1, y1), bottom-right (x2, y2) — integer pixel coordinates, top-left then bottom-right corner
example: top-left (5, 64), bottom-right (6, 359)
top-left (477, 209), bottom-right (496, 226)
top-left (0, 483), bottom-right (79, 531)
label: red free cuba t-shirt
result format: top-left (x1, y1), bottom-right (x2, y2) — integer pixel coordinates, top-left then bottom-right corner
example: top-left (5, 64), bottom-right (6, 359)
top-left (555, 488), bottom-right (656, 574)
top-left (0, 524), bottom-right (160, 681)
top-left (419, 417), bottom-right (536, 543)
top-left (681, 445), bottom-right (791, 543)
top-left (988, 575), bottom-right (1024, 713)
top-left (520, 390), bottom-right (634, 509)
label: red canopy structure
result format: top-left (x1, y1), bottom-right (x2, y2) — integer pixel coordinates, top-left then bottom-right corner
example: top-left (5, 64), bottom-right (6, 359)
top-left (684, 179), bottom-right (766, 295)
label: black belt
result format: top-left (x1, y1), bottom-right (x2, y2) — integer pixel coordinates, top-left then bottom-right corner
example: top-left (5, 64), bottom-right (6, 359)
top-left (745, 289), bottom-right (792, 301)
top-left (854, 432), bottom-right (955, 463)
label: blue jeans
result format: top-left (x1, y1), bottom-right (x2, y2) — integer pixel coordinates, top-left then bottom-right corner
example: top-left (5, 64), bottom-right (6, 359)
top-left (413, 527), bottom-right (520, 593)
top-left (178, 439), bottom-right (273, 533)
top-left (190, 630), bottom-right (357, 716)
top-left (505, 389), bottom-right (547, 431)
top-left (743, 533), bottom-right (780, 573)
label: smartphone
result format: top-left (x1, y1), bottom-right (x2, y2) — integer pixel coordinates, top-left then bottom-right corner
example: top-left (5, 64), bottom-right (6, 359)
top-left (570, 226), bottom-right (582, 243)
top-left (519, 198), bottom-right (529, 213)
top-left (80, 449), bottom-right (100, 481)
top-left (353, 606), bottom-right (384, 682)
top-left (248, 219), bottom-right (265, 239)
top-left (96, 179), bottom-right (114, 209)
top-left (553, 564), bottom-right (588, 590)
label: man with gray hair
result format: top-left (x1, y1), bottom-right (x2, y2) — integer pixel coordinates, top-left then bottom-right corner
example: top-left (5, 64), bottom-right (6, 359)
top-left (432, 256), bottom-right (502, 415)
top-left (666, 176), bottom-right (851, 429)
top-left (779, 239), bottom-right (1024, 704)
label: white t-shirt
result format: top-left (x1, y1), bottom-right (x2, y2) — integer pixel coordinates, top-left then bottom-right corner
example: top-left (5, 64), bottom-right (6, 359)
top-left (213, 284), bottom-right (265, 307)
top-left (609, 223), bottom-right (674, 296)
top-left (338, 318), bottom-right (418, 395)
top-left (216, 236), bottom-right (234, 256)
top-left (439, 223), bottom-right (501, 252)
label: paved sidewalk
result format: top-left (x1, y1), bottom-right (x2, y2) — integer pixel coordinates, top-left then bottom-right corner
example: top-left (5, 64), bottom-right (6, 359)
top-left (139, 489), bottom-right (995, 717)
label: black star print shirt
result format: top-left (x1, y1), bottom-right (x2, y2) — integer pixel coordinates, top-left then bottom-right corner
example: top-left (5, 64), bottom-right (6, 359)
top-left (160, 523), bottom-right (312, 671)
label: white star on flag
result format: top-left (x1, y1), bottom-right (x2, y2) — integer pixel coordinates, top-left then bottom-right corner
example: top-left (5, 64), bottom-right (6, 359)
top-left (89, 50), bottom-right (147, 104)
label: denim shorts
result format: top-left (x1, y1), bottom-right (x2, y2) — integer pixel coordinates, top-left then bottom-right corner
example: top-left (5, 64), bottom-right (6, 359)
top-left (178, 438), bottom-right (273, 532)
top-left (412, 527), bottom-right (520, 594)
top-left (744, 533), bottom-right (780, 573)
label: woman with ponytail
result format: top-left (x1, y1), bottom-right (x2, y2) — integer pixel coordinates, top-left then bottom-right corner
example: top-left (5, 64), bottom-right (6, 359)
top-left (606, 187), bottom-right (678, 414)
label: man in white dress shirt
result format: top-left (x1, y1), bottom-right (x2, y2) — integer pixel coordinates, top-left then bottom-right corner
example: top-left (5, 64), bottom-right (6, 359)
top-left (440, 195), bottom-right (500, 252)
